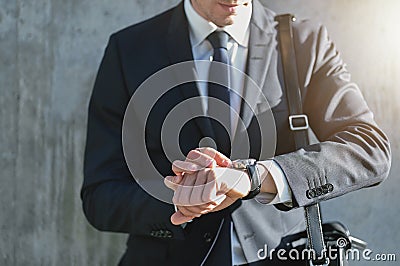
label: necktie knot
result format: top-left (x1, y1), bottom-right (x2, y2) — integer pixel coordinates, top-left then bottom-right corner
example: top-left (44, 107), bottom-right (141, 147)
top-left (207, 31), bottom-right (229, 50)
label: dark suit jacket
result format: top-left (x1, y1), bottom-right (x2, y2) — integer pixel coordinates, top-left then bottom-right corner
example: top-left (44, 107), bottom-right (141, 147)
top-left (81, 1), bottom-right (391, 265)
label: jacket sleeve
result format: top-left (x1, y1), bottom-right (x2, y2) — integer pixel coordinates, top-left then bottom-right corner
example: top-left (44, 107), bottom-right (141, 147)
top-left (81, 35), bottom-right (182, 238)
top-left (274, 21), bottom-right (391, 208)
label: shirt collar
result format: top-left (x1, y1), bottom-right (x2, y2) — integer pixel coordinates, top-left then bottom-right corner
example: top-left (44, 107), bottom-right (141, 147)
top-left (184, 0), bottom-right (252, 47)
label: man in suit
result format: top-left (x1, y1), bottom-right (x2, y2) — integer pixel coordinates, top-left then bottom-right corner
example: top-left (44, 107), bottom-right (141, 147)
top-left (81, 0), bottom-right (391, 265)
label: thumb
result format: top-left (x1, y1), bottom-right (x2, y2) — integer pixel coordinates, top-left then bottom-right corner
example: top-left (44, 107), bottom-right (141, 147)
top-left (170, 211), bottom-right (195, 225)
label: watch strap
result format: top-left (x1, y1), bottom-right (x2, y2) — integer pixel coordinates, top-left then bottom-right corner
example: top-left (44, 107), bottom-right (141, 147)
top-left (242, 162), bottom-right (261, 200)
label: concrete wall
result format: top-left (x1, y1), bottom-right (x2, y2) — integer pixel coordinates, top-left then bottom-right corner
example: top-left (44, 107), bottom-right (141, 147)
top-left (1, 0), bottom-right (398, 265)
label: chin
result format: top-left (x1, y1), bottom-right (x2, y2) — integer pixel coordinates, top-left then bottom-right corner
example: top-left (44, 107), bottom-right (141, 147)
top-left (215, 16), bottom-right (235, 27)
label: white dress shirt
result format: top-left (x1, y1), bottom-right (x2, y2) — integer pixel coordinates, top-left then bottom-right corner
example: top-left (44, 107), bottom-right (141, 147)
top-left (184, 0), bottom-right (292, 264)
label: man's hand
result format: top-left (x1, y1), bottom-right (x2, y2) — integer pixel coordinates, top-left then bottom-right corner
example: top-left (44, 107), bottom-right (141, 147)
top-left (165, 167), bottom-right (250, 225)
top-left (164, 148), bottom-right (250, 225)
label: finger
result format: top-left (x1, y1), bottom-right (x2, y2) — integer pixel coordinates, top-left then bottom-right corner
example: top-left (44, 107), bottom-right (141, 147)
top-left (177, 206), bottom-right (202, 218)
top-left (164, 175), bottom-right (183, 191)
top-left (212, 197), bottom-right (236, 212)
top-left (174, 204), bottom-right (216, 223)
top-left (202, 169), bottom-right (217, 203)
top-left (190, 169), bottom-right (208, 206)
top-left (179, 203), bottom-right (215, 216)
top-left (172, 160), bottom-right (203, 176)
top-left (174, 172), bottom-right (197, 206)
top-left (196, 204), bottom-right (217, 214)
top-left (202, 169), bottom-right (227, 205)
top-left (180, 172), bottom-right (197, 205)
top-left (170, 211), bottom-right (195, 225)
top-left (186, 150), bottom-right (216, 168)
top-left (196, 147), bottom-right (231, 167)
top-left (182, 205), bottom-right (215, 216)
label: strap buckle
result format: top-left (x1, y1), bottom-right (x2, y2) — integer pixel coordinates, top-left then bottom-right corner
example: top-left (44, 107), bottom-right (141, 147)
top-left (289, 114), bottom-right (309, 131)
top-left (309, 257), bottom-right (330, 266)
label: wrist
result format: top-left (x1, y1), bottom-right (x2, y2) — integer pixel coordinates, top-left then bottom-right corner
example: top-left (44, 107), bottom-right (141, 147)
top-left (255, 163), bottom-right (267, 183)
top-left (213, 167), bottom-right (250, 197)
top-left (256, 162), bottom-right (278, 194)
top-left (235, 169), bottom-right (251, 197)
top-left (231, 159), bottom-right (261, 200)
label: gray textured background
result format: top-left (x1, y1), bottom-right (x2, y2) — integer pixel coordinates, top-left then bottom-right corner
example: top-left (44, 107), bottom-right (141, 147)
top-left (1, 0), bottom-right (399, 265)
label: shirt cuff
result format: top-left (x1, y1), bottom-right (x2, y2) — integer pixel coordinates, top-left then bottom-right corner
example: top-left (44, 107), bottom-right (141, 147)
top-left (255, 160), bottom-right (293, 205)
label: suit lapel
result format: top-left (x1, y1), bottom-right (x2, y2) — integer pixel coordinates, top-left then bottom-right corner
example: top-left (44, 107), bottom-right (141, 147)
top-left (166, 2), bottom-right (215, 139)
top-left (166, 3), bottom-right (193, 67)
top-left (240, 0), bottom-right (277, 129)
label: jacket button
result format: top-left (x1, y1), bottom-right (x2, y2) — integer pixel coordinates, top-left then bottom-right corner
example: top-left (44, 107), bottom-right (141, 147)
top-left (306, 189), bottom-right (316, 199)
top-left (150, 229), bottom-right (173, 238)
top-left (204, 232), bottom-right (212, 243)
top-left (315, 187), bottom-right (323, 196)
top-left (321, 185), bottom-right (329, 194)
top-left (327, 183), bottom-right (334, 192)
top-left (164, 230), bottom-right (173, 238)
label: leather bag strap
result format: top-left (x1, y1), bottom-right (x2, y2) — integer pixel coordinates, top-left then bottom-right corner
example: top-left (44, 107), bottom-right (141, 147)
top-left (275, 14), bottom-right (328, 265)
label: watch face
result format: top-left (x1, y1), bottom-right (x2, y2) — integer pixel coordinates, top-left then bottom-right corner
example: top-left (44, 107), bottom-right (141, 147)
top-left (232, 159), bottom-right (256, 169)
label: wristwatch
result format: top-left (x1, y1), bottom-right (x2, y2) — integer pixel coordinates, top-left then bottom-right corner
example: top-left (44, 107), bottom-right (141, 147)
top-left (231, 159), bottom-right (261, 200)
